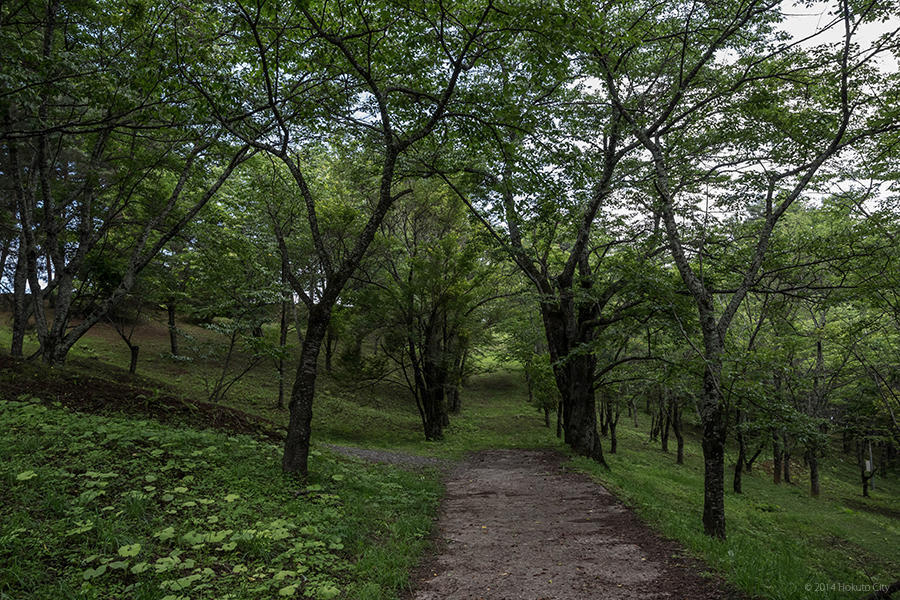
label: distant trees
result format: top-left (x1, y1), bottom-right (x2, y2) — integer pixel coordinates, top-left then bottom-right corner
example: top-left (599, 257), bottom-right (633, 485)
top-left (346, 182), bottom-right (508, 440)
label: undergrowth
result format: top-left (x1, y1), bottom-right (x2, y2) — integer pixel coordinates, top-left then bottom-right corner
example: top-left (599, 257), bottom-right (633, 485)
top-left (0, 397), bottom-right (440, 600)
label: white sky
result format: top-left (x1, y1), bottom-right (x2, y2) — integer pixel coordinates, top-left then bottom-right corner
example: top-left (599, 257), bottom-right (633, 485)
top-left (780, 0), bottom-right (899, 73)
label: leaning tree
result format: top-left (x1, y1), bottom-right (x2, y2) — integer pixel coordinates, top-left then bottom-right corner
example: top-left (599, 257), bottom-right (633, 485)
top-left (179, 0), bottom-right (513, 476)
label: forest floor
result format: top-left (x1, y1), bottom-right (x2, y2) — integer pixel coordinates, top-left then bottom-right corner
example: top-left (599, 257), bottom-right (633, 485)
top-left (408, 449), bottom-right (739, 600)
top-left (2, 313), bottom-right (898, 600)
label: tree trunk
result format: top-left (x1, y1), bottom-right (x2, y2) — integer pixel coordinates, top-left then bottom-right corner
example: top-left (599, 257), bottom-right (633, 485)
top-left (543, 406), bottom-right (550, 428)
top-left (868, 441), bottom-right (876, 490)
top-left (700, 362), bottom-right (727, 539)
top-left (631, 398), bottom-right (639, 427)
top-left (599, 396), bottom-right (609, 437)
top-left (423, 385), bottom-right (446, 440)
top-left (607, 400), bottom-right (618, 454)
top-left (525, 368), bottom-right (533, 404)
top-left (862, 467), bottom-right (875, 498)
top-left (167, 301), bottom-right (179, 356)
top-left (807, 449), bottom-right (820, 497)
top-left (282, 310), bottom-right (328, 477)
top-left (661, 393), bottom-right (671, 453)
top-left (277, 296), bottom-right (289, 410)
top-left (447, 346), bottom-right (465, 415)
top-left (412, 321), bottom-right (447, 441)
top-left (128, 344), bottom-right (139, 375)
top-left (10, 249), bottom-right (28, 357)
top-left (671, 402), bottom-right (684, 465)
top-left (41, 272), bottom-right (77, 366)
top-left (745, 440), bottom-right (764, 473)
top-left (782, 434), bottom-right (792, 484)
top-left (550, 347), bottom-right (607, 467)
top-left (0, 240), bottom-right (10, 302)
top-left (556, 400), bottom-right (562, 438)
top-left (734, 409), bottom-right (745, 494)
top-left (773, 430), bottom-right (783, 485)
top-left (842, 430), bottom-right (853, 455)
top-left (565, 383), bottom-right (606, 465)
top-left (447, 385), bottom-right (461, 414)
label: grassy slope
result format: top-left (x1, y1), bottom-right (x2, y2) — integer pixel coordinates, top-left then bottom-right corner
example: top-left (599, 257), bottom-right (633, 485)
top-left (574, 422), bottom-right (899, 600)
top-left (0, 397), bottom-right (440, 600)
top-left (1, 314), bottom-right (898, 599)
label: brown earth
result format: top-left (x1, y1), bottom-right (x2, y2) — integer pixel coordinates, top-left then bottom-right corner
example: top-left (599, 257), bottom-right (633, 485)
top-left (410, 449), bottom-right (743, 600)
top-left (0, 354), bottom-right (284, 442)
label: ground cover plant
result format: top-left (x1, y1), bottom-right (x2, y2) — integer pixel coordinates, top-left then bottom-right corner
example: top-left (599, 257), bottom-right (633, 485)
top-left (2, 0), bottom-right (899, 597)
top-left (0, 396), bottom-right (440, 600)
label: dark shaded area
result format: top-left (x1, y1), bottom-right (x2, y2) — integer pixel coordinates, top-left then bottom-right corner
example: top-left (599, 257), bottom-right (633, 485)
top-left (843, 498), bottom-right (900, 520)
top-left (0, 354), bottom-right (283, 442)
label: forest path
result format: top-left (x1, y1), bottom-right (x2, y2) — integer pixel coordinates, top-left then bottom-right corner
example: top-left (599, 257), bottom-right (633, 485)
top-left (410, 449), bottom-right (736, 600)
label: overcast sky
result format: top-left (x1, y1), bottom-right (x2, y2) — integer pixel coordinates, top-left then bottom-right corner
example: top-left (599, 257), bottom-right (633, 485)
top-left (781, 0), bottom-right (899, 72)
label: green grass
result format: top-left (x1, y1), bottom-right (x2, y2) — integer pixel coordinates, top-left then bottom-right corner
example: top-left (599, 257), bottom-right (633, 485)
top-left (312, 370), bottom-right (559, 459)
top-left (0, 397), bottom-right (441, 600)
top-left (2, 314), bottom-right (898, 600)
top-left (572, 421), bottom-right (900, 600)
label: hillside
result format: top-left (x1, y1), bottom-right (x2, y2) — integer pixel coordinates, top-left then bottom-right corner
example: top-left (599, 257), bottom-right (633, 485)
top-left (0, 315), bottom-right (897, 600)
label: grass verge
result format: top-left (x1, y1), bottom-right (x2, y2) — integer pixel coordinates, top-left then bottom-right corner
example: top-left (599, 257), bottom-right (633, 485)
top-left (571, 421), bottom-right (899, 600)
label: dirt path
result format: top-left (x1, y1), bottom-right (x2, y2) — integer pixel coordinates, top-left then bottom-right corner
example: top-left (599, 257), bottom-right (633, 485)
top-left (411, 449), bottom-right (738, 600)
top-left (324, 444), bottom-right (454, 472)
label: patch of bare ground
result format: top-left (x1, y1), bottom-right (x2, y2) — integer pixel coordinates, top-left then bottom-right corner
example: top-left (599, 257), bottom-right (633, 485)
top-left (411, 449), bottom-right (744, 600)
top-left (0, 354), bottom-right (283, 442)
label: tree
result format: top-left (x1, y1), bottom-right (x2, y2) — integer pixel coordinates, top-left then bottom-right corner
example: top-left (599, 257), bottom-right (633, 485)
top-left (181, 0), bottom-right (509, 475)
top-left (438, 3), bottom-right (664, 465)
top-left (597, 0), bottom-right (898, 538)
top-left (1, 0), bottom-right (249, 365)
top-left (354, 181), bottom-right (506, 440)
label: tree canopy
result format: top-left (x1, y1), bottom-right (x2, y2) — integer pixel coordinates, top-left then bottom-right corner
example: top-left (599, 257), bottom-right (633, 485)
top-left (2, 0), bottom-right (898, 541)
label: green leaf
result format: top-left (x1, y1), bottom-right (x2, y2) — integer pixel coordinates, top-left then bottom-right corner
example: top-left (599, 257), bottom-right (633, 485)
top-left (131, 562), bottom-right (149, 574)
top-left (81, 565), bottom-right (107, 580)
top-left (317, 585), bottom-right (341, 599)
top-left (118, 543), bottom-right (142, 557)
top-left (16, 470), bottom-right (37, 481)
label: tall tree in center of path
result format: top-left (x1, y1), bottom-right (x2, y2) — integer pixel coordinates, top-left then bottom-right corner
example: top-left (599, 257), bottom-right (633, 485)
top-left (438, 5), bottom-right (662, 465)
top-left (179, 0), bottom-right (507, 476)
top-left (597, 0), bottom-right (899, 538)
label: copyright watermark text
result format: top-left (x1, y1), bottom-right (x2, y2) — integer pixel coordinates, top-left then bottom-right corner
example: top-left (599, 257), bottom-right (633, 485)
top-left (805, 582), bottom-right (890, 594)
